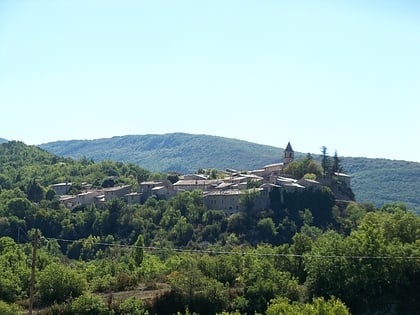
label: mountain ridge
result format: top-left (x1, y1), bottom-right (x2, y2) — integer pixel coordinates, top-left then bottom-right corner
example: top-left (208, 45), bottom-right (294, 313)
top-left (34, 133), bottom-right (420, 213)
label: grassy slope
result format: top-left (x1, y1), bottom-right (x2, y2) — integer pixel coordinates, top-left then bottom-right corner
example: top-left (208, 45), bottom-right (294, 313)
top-left (39, 133), bottom-right (420, 213)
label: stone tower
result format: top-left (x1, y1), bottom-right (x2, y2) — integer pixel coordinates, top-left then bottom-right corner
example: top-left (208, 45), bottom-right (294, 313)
top-left (283, 142), bottom-right (294, 165)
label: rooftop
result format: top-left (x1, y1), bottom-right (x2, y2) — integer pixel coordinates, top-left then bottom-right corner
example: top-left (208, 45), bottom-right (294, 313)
top-left (285, 141), bottom-right (293, 152)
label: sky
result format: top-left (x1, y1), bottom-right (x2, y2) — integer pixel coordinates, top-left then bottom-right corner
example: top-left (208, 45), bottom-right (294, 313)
top-left (1, 0), bottom-right (419, 162)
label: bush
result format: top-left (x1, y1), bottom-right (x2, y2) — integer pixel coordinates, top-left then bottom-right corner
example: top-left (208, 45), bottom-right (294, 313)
top-left (117, 297), bottom-right (148, 315)
top-left (0, 301), bottom-right (22, 315)
top-left (71, 293), bottom-right (110, 315)
top-left (37, 263), bottom-right (88, 305)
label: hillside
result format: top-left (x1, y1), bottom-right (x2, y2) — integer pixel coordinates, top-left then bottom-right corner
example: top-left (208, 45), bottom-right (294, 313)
top-left (39, 133), bottom-right (420, 213)
top-left (0, 137), bottom-right (8, 144)
top-left (340, 157), bottom-right (420, 211)
top-left (39, 133), bottom-right (304, 172)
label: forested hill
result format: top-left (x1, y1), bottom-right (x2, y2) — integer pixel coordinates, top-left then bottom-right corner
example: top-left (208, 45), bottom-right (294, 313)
top-left (39, 133), bottom-right (295, 172)
top-left (37, 133), bottom-right (420, 213)
top-left (0, 137), bottom-right (7, 144)
top-left (342, 157), bottom-right (420, 213)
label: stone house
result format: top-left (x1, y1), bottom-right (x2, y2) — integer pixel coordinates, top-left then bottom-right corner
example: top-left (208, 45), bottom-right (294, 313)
top-left (51, 182), bottom-right (72, 195)
top-left (173, 179), bottom-right (221, 192)
top-left (103, 185), bottom-right (132, 201)
top-left (203, 190), bottom-right (243, 215)
top-left (124, 192), bottom-right (142, 204)
top-left (59, 195), bottom-right (77, 209)
top-left (334, 172), bottom-right (351, 187)
top-left (298, 178), bottom-right (321, 190)
top-left (138, 180), bottom-right (174, 201)
top-left (76, 190), bottom-right (102, 206)
top-left (182, 174), bottom-right (208, 180)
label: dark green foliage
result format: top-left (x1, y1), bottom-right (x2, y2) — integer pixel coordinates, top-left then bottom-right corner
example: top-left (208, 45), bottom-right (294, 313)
top-left (101, 177), bottom-right (115, 188)
top-left (0, 301), bottom-right (22, 315)
top-left (342, 158), bottom-right (420, 213)
top-left (332, 150), bottom-right (343, 173)
top-left (70, 293), bottom-right (110, 315)
top-left (132, 234), bottom-right (144, 266)
top-left (284, 154), bottom-right (323, 179)
top-left (272, 187), bottom-right (336, 229)
top-left (266, 297), bottom-right (351, 315)
top-left (320, 146), bottom-right (330, 177)
top-left (37, 263), bottom-right (88, 305)
top-left (27, 179), bottom-right (45, 202)
top-left (0, 237), bottom-right (28, 302)
top-left (0, 141), bottom-right (151, 195)
top-left (117, 297), bottom-right (148, 315)
top-left (0, 139), bottom-right (419, 314)
top-left (305, 208), bottom-right (420, 314)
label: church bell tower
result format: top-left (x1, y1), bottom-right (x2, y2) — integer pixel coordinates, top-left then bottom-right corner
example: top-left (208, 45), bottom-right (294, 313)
top-left (283, 142), bottom-right (294, 165)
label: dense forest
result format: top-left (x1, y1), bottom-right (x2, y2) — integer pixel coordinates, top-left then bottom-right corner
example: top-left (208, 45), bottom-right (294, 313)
top-left (0, 141), bottom-right (419, 314)
top-left (38, 133), bottom-right (420, 213)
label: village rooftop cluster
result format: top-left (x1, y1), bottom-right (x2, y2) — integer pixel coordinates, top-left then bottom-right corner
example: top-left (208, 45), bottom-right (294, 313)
top-left (52, 143), bottom-right (351, 214)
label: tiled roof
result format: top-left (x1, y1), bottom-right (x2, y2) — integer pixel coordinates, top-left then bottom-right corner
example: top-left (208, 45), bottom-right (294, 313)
top-left (173, 179), bottom-right (219, 186)
top-left (263, 162), bottom-right (283, 168)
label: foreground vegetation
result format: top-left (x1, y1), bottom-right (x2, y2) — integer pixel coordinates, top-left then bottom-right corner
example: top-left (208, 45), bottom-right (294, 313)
top-left (0, 141), bottom-right (419, 314)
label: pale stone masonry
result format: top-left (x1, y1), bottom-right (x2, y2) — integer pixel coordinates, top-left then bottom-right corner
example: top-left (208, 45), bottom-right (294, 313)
top-left (54, 142), bottom-right (351, 212)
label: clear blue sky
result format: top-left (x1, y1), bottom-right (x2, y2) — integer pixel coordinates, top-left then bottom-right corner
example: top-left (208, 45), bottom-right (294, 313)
top-left (1, 0), bottom-right (419, 161)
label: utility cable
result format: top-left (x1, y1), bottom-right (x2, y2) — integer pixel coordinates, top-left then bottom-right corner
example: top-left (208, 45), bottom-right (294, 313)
top-left (44, 236), bottom-right (420, 260)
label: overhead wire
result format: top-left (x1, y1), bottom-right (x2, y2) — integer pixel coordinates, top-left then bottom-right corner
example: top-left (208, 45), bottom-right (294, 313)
top-left (43, 236), bottom-right (420, 260)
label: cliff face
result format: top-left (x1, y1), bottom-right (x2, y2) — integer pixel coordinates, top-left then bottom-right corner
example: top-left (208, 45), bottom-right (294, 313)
top-left (319, 177), bottom-right (355, 202)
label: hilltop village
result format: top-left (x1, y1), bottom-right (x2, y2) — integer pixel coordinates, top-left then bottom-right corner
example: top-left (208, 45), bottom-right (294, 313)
top-left (53, 142), bottom-right (352, 213)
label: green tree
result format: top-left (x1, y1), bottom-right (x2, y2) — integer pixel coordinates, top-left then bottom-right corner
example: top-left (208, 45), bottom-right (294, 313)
top-left (0, 237), bottom-right (29, 302)
top-left (283, 161), bottom-right (304, 179)
top-left (132, 234), bottom-right (144, 266)
top-left (170, 216), bottom-right (194, 246)
top-left (118, 297), bottom-right (148, 315)
top-left (0, 174), bottom-right (11, 190)
top-left (332, 150), bottom-right (343, 173)
top-left (0, 268), bottom-right (23, 302)
top-left (243, 245), bottom-right (299, 313)
top-left (0, 301), bottom-right (22, 315)
top-left (37, 263), bottom-right (88, 305)
top-left (320, 146), bottom-right (331, 177)
top-left (266, 297), bottom-right (350, 315)
top-left (283, 154), bottom-right (323, 179)
top-left (71, 292), bottom-right (110, 315)
top-left (27, 178), bottom-right (45, 202)
top-left (5, 197), bottom-right (33, 218)
top-left (257, 217), bottom-right (278, 242)
top-left (305, 209), bottom-right (420, 313)
top-left (302, 154), bottom-right (323, 178)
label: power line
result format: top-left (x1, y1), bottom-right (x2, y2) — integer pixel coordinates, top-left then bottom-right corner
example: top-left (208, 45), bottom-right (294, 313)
top-left (44, 237), bottom-right (420, 261)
